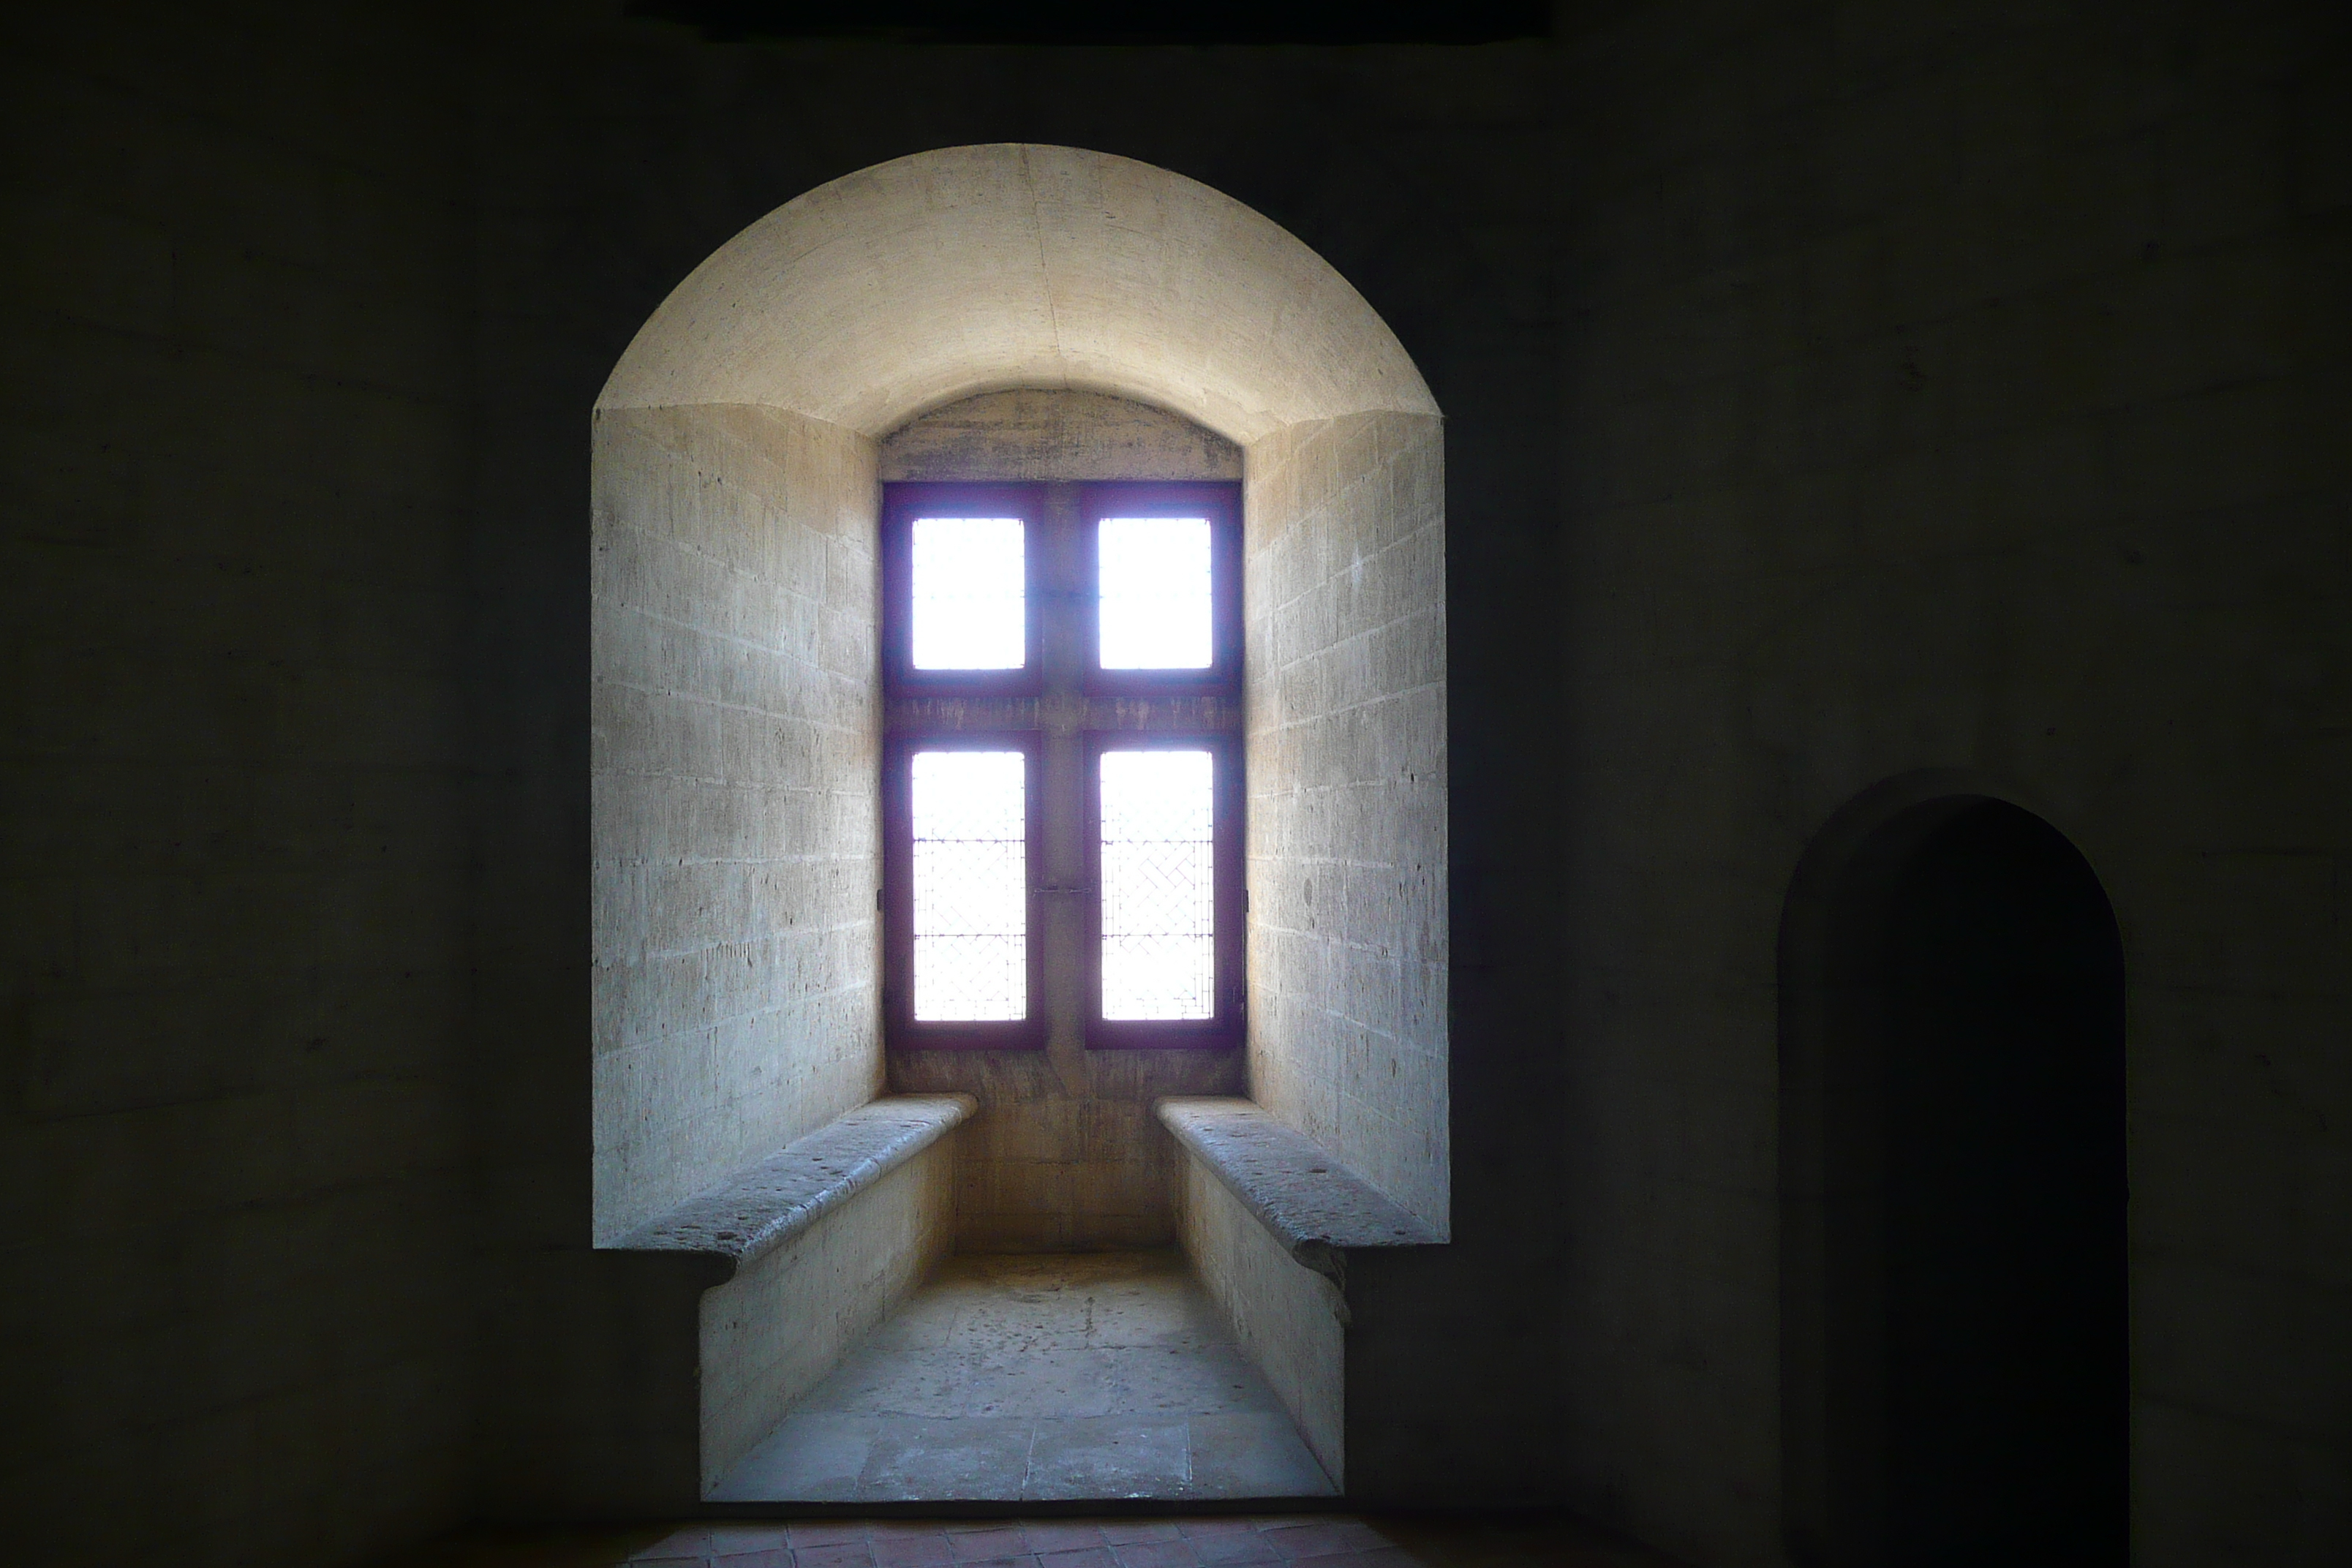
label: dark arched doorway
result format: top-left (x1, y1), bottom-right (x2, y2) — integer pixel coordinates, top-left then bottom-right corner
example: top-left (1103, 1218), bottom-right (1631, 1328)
top-left (1782, 790), bottom-right (2127, 1567)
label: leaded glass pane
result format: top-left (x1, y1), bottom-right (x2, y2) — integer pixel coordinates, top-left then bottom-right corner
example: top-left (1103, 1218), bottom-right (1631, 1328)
top-left (912, 750), bottom-right (1026, 1020)
top-left (1099, 749), bottom-right (1215, 1020)
top-left (913, 516), bottom-right (1025, 669)
top-left (1098, 516), bottom-right (1212, 669)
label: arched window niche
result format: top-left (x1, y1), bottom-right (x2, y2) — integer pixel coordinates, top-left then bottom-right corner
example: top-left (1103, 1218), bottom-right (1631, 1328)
top-left (588, 145), bottom-right (1448, 1499)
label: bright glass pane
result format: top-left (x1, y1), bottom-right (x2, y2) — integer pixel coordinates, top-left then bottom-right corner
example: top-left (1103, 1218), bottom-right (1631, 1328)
top-left (1098, 517), bottom-right (1212, 669)
top-left (912, 750), bottom-right (1026, 1021)
top-left (913, 517), bottom-right (1025, 669)
top-left (1099, 750), bottom-right (1215, 1020)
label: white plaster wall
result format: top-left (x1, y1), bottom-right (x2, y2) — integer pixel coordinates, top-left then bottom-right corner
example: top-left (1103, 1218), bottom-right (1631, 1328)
top-left (1245, 413), bottom-right (1451, 1232)
top-left (598, 146), bottom-right (1437, 444)
top-left (590, 404), bottom-right (883, 1240)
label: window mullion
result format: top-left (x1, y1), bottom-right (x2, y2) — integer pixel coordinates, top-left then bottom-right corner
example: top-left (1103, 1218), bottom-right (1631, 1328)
top-left (1033, 483), bottom-right (1090, 1057)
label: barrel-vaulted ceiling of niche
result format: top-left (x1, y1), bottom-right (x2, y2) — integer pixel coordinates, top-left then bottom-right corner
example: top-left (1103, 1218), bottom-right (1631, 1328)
top-left (594, 144), bottom-right (1439, 444)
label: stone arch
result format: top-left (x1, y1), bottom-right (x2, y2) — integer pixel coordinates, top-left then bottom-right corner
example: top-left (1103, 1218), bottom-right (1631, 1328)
top-left (596, 143), bottom-right (1439, 439)
top-left (1779, 773), bottom-right (2127, 1567)
top-left (590, 144), bottom-right (1450, 1254)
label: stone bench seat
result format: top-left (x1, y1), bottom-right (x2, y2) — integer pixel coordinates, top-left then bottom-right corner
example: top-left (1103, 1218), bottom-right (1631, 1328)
top-left (1156, 1096), bottom-right (1443, 1490)
top-left (1156, 1096), bottom-right (1441, 1283)
top-left (536, 1093), bottom-right (975, 1511)
top-left (614, 1092), bottom-right (976, 1271)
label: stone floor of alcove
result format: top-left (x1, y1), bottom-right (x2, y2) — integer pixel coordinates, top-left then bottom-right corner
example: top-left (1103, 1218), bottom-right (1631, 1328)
top-left (710, 1251), bottom-right (1337, 1503)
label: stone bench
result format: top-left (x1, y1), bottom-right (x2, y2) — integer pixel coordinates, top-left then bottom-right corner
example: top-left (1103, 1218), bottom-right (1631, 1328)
top-left (1155, 1096), bottom-right (1444, 1494)
top-left (518, 1094), bottom-right (974, 1513)
top-left (1156, 1096), bottom-right (1441, 1284)
top-left (615, 1093), bottom-right (976, 1267)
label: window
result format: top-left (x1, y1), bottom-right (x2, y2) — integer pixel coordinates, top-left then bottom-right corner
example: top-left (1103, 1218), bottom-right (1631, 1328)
top-left (882, 480), bottom-right (1243, 1050)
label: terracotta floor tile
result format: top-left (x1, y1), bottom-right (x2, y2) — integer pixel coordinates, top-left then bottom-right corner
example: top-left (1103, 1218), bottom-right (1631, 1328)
top-left (1098, 1521), bottom-right (1183, 1545)
top-left (709, 1526), bottom-right (791, 1550)
top-left (950, 1527), bottom-right (1033, 1559)
top-left (1110, 1539), bottom-right (1200, 1568)
top-left (1261, 1520), bottom-right (1393, 1560)
top-left (796, 1541), bottom-right (880, 1568)
top-left (1020, 1523), bottom-right (1108, 1553)
top-left (789, 1525), bottom-right (876, 1549)
top-left (872, 1534), bottom-right (958, 1567)
top-left (1036, 1548), bottom-right (1118, 1568)
top-left (1297, 1550), bottom-right (1421, 1568)
top-left (1188, 1533), bottom-right (1281, 1566)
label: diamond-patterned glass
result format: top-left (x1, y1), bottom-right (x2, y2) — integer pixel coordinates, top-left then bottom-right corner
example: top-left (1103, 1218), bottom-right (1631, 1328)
top-left (912, 750), bottom-right (1026, 1020)
top-left (1099, 750), bottom-right (1215, 1020)
top-left (1098, 516), bottom-right (1212, 669)
top-left (913, 516), bottom-right (1025, 669)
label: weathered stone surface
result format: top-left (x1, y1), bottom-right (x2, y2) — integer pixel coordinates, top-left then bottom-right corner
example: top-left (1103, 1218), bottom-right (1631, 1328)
top-left (615, 1094), bottom-right (974, 1271)
top-left (1158, 1097), bottom-right (1442, 1282)
top-left (1178, 1147), bottom-right (1350, 1486)
top-left (697, 1131), bottom-right (957, 1493)
top-left (592, 402), bottom-right (885, 1243)
top-left (1245, 411), bottom-right (1450, 1237)
top-left (15, 10), bottom-right (2352, 1566)
top-left (881, 388), bottom-right (1242, 482)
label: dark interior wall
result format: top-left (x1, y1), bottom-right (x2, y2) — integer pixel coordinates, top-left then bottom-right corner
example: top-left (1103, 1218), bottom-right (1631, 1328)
top-left (1, 8), bottom-right (1561, 1556)
top-left (3, 3), bottom-right (2348, 1567)
top-left (1555, 4), bottom-right (2351, 1564)
top-left (1783, 794), bottom-right (2129, 1568)
top-left (1, 5), bottom-right (474, 1564)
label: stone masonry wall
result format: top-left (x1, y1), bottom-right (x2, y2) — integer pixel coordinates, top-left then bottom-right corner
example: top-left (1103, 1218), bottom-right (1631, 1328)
top-left (879, 388), bottom-right (1242, 486)
top-left (0, 5), bottom-right (473, 1565)
top-left (591, 403), bottom-right (884, 1240)
top-left (463, 20), bottom-right (1556, 1514)
top-left (19, 7), bottom-right (2345, 1567)
top-left (1245, 412), bottom-right (1450, 1233)
top-left (1554, 5), bottom-right (2352, 1564)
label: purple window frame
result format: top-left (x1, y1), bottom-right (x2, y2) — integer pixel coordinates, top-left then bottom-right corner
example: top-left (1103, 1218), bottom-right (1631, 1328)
top-left (880, 483), bottom-right (1045, 699)
top-left (881, 478), bottom-right (1243, 1055)
top-left (881, 729), bottom-right (1047, 1052)
top-left (1081, 481), bottom-right (1243, 701)
top-left (1084, 730), bottom-right (1245, 1051)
